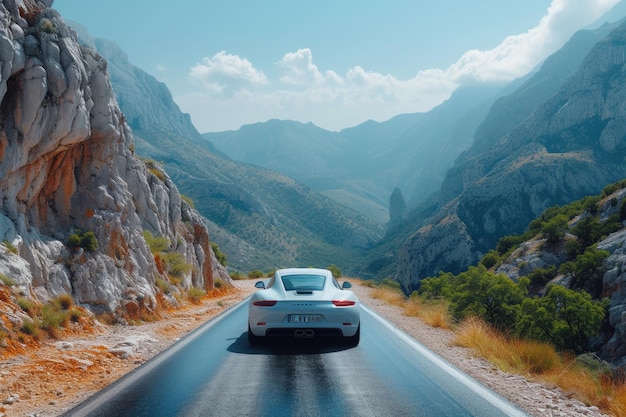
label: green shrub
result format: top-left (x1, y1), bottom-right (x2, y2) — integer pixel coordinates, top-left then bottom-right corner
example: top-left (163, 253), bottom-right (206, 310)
top-left (69, 309), bottom-right (83, 323)
top-left (67, 230), bottom-right (99, 252)
top-left (39, 18), bottom-right (57, 34)
top-left (380, 278), bottom-right (403, 293)
top-left (542, 214), bottom-right (569, 244)
top-left (327, 264), bottom-right (342, 278)
top-left (41, 304), bottom-right (69, 331)
top-left (143, 230), bottom-right (170, 253)
top-left (67, 233), bottom-right (81, 249)
top-left (576, 353), bottom-right (612, 377)
top-left (144, 159), bottom-right (166, 182)
top-left (248, 270), bottom-right (264, 279)
top-left (188, 287), bottom-right (205, 304)
top-left (527, 266), bottom-right (557, 286)
top-left (211, 242), bottom-right (227, 267)
top-left (156, 277), bottom-right (172, 294)
top-left (2, 240), bottom-right (18, 254)
top-left (164, 252), bottom-right (192, 278)
top-left (181, 194), bottom-right (195, 208)
top-left (559, 246), bottom-right (609, 296)
top-left (480, 250), bottom-right (500, 269)
top-left (17, 297), bottom-right (38, 316)
top-left (514, 285), bottom-right (607, 353)
top-left (496, 235), bottom-right (525, 256)
top-left (420, 265), bottom-right (528, 331)
top-left (0, 273), bottom-right (16, 287)
top-left (81, 232), bottom-right (98, 251)
top-left (53, 294), bottom-right (73, 310)
top-left (21, 319), bottom-right (40, 338)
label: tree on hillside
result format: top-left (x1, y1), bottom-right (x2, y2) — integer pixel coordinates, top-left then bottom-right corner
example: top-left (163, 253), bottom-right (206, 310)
top-left (542, 214), bottom-right (569, 244)
top-left (514, 285), bottom-right (607, 353)
top-left (559, 246), bottom-right (609, 297)
top-left (420, 265), bottom-right (528, 331)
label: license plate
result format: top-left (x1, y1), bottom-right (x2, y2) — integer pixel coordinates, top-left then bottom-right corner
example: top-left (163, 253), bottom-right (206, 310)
top-left (288, 314), bottom-right (322, 323)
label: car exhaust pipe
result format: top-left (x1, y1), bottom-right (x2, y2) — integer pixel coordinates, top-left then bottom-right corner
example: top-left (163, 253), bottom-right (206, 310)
top-left (294, 329), bottom-right (315, 338)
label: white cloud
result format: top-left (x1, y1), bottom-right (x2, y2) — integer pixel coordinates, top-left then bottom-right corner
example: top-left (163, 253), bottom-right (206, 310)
top-left (277, 48), bottom-right (326, 85)
top-left (181, 0), bottom-right (620, 132)
top-left (189, 51), bottom-right (268, 94)
top-left (447, 0), bottom-right (621, 83)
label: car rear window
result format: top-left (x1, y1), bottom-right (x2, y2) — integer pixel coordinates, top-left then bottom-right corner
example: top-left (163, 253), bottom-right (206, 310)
top-left (281, 274), bottom-right (326, 291)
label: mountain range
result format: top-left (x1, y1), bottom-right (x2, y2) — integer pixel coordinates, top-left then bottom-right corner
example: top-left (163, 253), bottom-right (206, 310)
top-left (393, 16), bottom-right (626, 291)
top-left (205, 85), bottom-right (503, 224)
top-left (78, 7), bottom-right (626, 288)
top-left (70, 28), bottom-right (383, 276)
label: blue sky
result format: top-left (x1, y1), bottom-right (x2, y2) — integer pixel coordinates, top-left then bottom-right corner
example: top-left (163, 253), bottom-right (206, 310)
top-left (53, 0), bottom-right (621, 132)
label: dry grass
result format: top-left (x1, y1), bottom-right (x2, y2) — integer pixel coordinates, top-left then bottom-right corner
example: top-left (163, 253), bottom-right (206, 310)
top-left (370, 286), bottom-right (405, 307)
top-left (602, 384), bottom-right (626, 416)
top-left (403, 297), bottom-right (421, 317)
top-left (369, 284), bottom-right (453, 329)
top-left (418, 301), bottom-right (452, 329)
top-left (454, 317), bottom-right (626, 416)
top-left (455, 318), bottom-right (561, 375)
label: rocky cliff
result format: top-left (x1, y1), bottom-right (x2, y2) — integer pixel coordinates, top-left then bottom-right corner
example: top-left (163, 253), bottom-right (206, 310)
top-left (0, 0), bottom-right (230, 316)
top-left (396, 18), bottom-right (626, 291)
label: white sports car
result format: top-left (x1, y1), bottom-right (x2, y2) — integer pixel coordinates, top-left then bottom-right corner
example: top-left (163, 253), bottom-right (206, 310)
top-left (248, 268), bottom-right (360, 346)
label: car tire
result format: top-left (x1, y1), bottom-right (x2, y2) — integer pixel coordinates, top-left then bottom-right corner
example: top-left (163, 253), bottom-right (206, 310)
top-left (345, 324), bottom-right (360, 347)
top-left (248, 324), bottom-right (262, 346)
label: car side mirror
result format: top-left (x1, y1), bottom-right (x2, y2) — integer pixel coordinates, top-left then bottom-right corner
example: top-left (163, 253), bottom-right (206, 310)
top-left (341, 282), bottom-right (352, 289)
top-left (255, 281), bottom-right (266, 289)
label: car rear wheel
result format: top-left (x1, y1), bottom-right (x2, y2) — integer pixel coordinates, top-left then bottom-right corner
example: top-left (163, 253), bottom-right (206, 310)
top-left (345, 324), bottom-right (360, 347)
top-left (248, 324), bottom-right (262, 346)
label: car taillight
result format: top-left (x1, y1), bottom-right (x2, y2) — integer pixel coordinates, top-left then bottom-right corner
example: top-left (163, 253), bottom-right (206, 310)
top-left (332, 300), bottom-right (356, 307)
top-left (253, 300), bottom-right (277, 306)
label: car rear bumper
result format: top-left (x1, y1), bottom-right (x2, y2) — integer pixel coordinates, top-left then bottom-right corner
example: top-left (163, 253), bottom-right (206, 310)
top-left (249, 322), bottom-right (360, 338)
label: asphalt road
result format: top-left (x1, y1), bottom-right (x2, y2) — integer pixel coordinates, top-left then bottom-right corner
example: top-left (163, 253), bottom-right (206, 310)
top-left (63, 301), bottom-right (527, 417)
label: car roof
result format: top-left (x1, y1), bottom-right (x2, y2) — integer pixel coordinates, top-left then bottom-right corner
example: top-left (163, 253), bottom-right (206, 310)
top-left (276, 268), bottom-right (331, 276)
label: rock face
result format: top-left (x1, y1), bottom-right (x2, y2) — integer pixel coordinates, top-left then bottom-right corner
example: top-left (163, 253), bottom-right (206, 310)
top-left (396, 19), bottom-right (626, 291)
top-left (388, 187), bottom-right (406, 231)
top-left (0, 0), bottom-right (230, 315)
top-left (598, 198), bottom-right (626, 366)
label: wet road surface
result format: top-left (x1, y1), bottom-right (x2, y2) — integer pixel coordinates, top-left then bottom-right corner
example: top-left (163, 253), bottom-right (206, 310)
top-left (63, 301), bottom-right (527, 417)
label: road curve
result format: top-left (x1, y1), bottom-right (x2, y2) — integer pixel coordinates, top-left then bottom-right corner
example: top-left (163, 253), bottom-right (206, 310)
top-left (63, 300), bottom-right (527, 417)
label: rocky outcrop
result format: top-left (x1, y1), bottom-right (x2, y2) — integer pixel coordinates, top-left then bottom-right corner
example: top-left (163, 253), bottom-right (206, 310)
top-left (596, 189), bottom-right (626, 365)
top-left (396, 19), bottom-right (626, 291)
top-left (598, 228), bottom-right (626, 365)
top-left (388, 187), bottom-right (406, 231)
top-left (0, 0), bottom-right (230, 315)
top-left (485, 186), bottom-right (626, 366)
